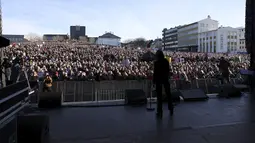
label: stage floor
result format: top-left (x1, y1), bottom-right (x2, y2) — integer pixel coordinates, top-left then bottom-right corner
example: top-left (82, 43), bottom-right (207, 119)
top-left (40, 96), bottom-right (255, 143)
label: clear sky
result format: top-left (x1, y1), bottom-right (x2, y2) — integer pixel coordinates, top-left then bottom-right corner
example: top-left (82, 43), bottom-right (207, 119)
top-left (2, 0), bottom-right (245, 41)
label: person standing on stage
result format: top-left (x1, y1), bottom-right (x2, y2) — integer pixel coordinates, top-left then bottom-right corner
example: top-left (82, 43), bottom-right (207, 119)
top-left (153, 50), bottom-right (174, 118)
top-left (218, 57), bottom-right (230, 84)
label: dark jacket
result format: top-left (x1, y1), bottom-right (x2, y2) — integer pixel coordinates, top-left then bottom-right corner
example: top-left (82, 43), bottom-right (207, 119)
top-left (219, 58), bottom-right (230, 73)
top-left (153, 50), bottom-right (170, 84)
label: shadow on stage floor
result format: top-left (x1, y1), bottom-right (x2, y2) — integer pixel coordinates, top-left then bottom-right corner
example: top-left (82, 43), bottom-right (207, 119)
top-left (41, 96), bottom-right (255, 143)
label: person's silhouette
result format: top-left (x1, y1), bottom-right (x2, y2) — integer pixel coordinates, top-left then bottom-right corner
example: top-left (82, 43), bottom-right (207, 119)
top-left (153, 50), bottom-right (174, 118)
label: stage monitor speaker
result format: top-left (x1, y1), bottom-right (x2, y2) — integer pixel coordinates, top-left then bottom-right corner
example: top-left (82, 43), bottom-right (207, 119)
top-left (38, 92), bottom-right (62, 108)
top-left (17, 114), bottom-right (49, 143)
top-left (152, 90), bottom-right (181, 102)
top-left (217, 84), bottom-right (242, 98)
top-left (180, 89), bottom-right (208, 101)
top-left (125, 89), bottom-right (147, 105)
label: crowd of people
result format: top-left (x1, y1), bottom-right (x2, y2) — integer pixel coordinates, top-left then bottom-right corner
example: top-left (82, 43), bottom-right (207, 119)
top-left (0, 41), bottom-right (250, 82)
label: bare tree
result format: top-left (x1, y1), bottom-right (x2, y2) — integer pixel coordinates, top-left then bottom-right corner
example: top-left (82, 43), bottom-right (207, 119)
top-left (133, 38), bottom-right (147, 48)
top-left (25, 33), bottom-right (43, 42)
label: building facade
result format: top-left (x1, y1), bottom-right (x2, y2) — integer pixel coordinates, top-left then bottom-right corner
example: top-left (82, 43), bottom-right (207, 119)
top-left (162, 16), bottom-right (219, 52)
top-left (2, 35), bottom-right (25, 43)
top-left (70, 26), bottom-right (86, 40)
top-left (178, 16), bottom-right (219, 52)
top-left (162, 27), bottom-right (179, 51)
top-left (198, 27), bottom-right (239, 53)
top-left (43, 34), bottom-right (69, 41)
top-left (237, 27), bottom-right (246, 52)
top-left (96, 32), bottom-right (121, 46)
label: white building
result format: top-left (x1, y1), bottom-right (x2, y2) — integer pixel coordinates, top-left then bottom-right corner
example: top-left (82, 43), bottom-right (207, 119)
top-left (177, 15), bottom-right (219, 51)
top-left (237, 27), bottom-right (246, 52)
top-left (198, 26), bottom-right (239, 53)
top-left (96, 32), bottom-right (121, 46)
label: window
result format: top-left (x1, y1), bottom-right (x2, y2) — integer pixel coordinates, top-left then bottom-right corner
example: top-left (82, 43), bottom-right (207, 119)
top-left (214, 36), bottom-right (216, 39)
top-left (210, 42), bottom-right (213, 52)
top-left (76, 26), bottom-right (80, 31)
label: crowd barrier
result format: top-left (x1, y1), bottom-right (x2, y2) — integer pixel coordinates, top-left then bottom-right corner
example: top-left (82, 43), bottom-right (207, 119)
top-left (37, 78), bottom-right (244, 104)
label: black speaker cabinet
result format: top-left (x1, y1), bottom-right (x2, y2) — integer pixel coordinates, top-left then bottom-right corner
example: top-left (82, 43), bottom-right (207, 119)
top-left (217, 84), bottom-right (242, 98)
top-left (17, 114), bottom-right (49, 143)
top-left (38, 92), bottom-right (63, 108)
top-left (125, 89), bottom-right (147, 105)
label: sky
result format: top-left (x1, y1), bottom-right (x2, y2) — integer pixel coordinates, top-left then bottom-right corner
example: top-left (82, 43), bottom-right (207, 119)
top-left (2, 0), bottom-right (245, 41)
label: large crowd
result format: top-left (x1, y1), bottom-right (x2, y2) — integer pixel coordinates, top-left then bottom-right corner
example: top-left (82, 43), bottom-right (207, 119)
top-left (1, 41), bottom-right (250, 81)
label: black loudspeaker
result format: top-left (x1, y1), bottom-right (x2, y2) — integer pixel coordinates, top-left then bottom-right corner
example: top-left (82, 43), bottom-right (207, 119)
top-left (38, 92), bottom-right (62, 108)
top-left (180, 89), bottom-right (208, 101)
top-left (125, 89), bottom-right (147, 105)
top-left (17, 114), bottom-right (49, 143)
top-left (217, 84), bottom-right (242, 98)
top-left (152, 90), bottom-right (181, 102)
top-left (0, 116), bottom-right (17, 143)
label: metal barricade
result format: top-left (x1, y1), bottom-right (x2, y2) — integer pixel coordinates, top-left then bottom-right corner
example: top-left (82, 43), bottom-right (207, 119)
top-left (196, 79), bottom-right (208, 93)
top-left (206, 78), bottom-right (220, 94)
top-left (36, 77), bottom-right (245, 106)
top-left (94, 80), bottom-right (149, 101)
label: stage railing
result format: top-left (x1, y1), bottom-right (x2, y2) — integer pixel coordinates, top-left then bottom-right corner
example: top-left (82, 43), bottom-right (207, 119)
top-left (36, 78), bottom-right (245, 105)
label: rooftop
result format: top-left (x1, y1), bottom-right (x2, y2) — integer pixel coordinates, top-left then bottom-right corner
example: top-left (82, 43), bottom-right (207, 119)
top-left (99, 32), bottom-right (121, 39)
top-left (38, 94), bottom-right (255, 143)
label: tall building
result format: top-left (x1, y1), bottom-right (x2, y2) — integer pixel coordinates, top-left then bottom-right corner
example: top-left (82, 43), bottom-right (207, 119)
top-left (178, 15), bottom-right (219, 52)
top-left (198, 26), bottom-right (239, 53)
top-left (70, 26), bottom-right (86, 40)
top-left (162, 15), bottom-right (219, 52)
top-left (162, 26), bottom-right (180, 51)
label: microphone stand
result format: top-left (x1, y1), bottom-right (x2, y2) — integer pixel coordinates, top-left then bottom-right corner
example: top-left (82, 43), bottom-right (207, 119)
top-left (146, 82), bottom-right (155, 111)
